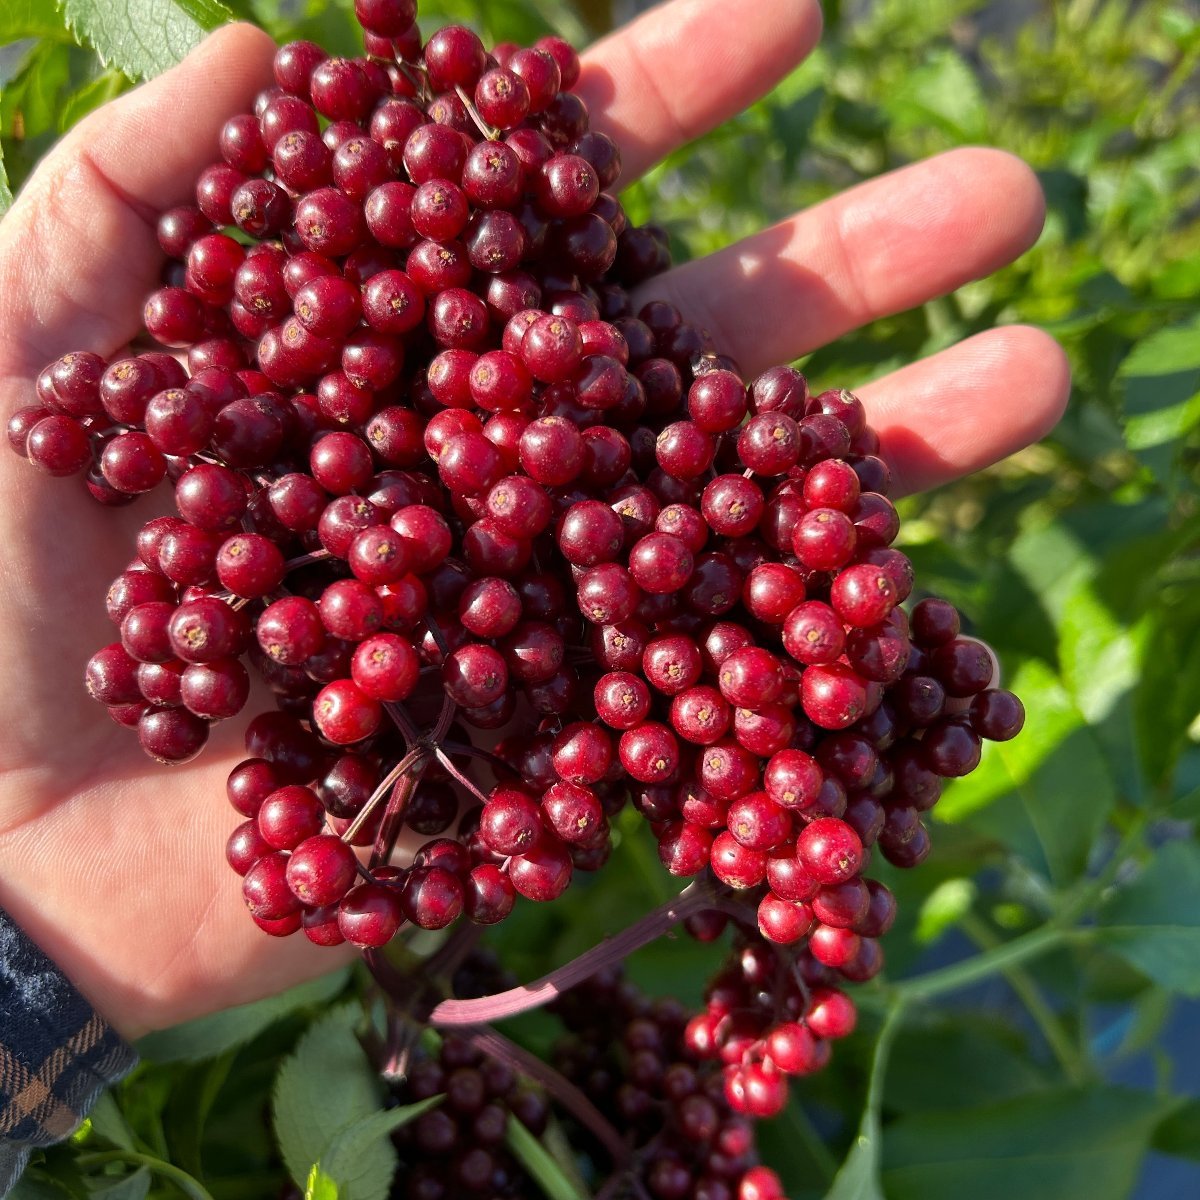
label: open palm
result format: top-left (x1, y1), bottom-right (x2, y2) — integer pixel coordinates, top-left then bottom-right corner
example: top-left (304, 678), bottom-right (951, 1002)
top-left (0, 0), bottom-right (1068, 1042)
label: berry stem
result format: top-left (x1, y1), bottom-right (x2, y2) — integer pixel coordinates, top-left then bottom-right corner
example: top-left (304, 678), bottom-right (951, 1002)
top-left (959, 910), bottom-right (1088, 1084)
top-left (894, 817), bottom-right (1147, 1006)
top-left (281, 548), bottom-right (333, 572)
top-left (454, 83), bottom-right (499, 140)
top-left (463, 1026), bottom-right (629, 1165)
top-left (384, 701), bottom-right (421, 750)
top-left (428, 877), bottom-right (722, 1026)
top-left (372, 750), bottom-right (433, 870)
top-left (340, 744), bottom-right (428, 845)
top-left (434, 746), bottom-right (489, 803)
top-left (439, 739), bottom-right (510, 773)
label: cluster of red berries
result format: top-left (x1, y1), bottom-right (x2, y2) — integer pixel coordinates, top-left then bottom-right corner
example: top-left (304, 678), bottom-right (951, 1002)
top-left (677, 927), bottom-right (868, 1119)
top-left (5, 1), bottom-right (1025, 1185)
top-left (552, 966), bottom-right (786, 1200)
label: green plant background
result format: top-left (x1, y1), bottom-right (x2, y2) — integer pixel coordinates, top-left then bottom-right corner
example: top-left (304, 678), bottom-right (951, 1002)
top-left (1, 1), bottom-right (1198, 1198)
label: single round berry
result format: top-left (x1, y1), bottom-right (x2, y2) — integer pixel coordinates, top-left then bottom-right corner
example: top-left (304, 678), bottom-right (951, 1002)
top-left (796, 818), bottom-right (863, 885)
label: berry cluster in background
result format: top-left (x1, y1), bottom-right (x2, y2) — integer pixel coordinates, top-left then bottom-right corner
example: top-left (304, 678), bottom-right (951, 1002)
top-left (4, 0), bottom-right (1025, 1194)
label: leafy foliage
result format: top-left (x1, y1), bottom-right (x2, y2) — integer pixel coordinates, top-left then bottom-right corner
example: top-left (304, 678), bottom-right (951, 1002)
top-left (1, 1), bottom-right (1198, 1198)
top-left (60, 0), bottom-right (232, 79)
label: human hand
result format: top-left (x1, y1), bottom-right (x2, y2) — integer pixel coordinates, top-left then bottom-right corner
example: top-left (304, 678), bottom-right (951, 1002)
top-left (0, 0), bottom-right (1067, 1041)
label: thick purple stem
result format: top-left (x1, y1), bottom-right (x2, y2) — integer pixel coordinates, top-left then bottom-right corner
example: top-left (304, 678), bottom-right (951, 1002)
top-left (429, 878), bottom-right (721, 1026)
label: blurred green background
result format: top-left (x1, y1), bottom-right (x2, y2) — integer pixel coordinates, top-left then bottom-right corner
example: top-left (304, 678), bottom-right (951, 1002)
top-left (1, 1), bottom-right (1199, 1198)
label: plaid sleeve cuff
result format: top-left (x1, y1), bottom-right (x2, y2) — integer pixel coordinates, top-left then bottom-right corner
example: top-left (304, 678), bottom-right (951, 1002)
top-left (0, 907), bottom-right (137, 1195)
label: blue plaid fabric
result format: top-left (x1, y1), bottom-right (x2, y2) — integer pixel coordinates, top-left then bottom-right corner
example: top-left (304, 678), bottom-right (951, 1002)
top-left (0, 907), bottom-right (136, 1195)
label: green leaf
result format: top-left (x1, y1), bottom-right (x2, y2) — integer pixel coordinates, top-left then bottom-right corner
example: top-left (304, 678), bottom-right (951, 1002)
top-left (88, 1092), bottom-right (136, 1151)
top-left (913, 878), bottom-right (975, 945)
top-left (1118, 313), bottom-right (1200, 478)
top-left (886, 47), bottom-right (987, 141)
top-left (161, 1049), bottom-right (237, 1180)
top-left (90, 1169), bottom-right (151, 1200)
top-left (0, 0), bottom-right (71, 40)
top-left (272, 1004), bottom-right (384, 1193)
top-left (308, 1099), bottom-right (443, 1200)
top-left (937, 659), bottom-right (1116, 884)
top-left (136, 969), bottom-right (348, 1062)
top-left (505, 1115), bottom-right (588, 1200)
top-left (1097, 840), bottom-right (1200, 996)
top-left (1133, 588), bottom-right (1200, 792)
top-left (822, 1135), bottom-right (886, 1200)
top-left (881, 1087), bottom-right (1176, 1200)
top-left (305, 1164), bottom-right (339, 1200)
top-left (1154, 1097), bottom-right (1200, 1160)
top-left (821, 1006), bottom-right (905, 1200)
top-left (0, 149), bottom-right (11, 216)
top-left (8, 1175), bottom-right (75, 1200)
top-left (58, 69), bottom-right (129, 133)
top-left (1, 40), bottom-right (73, 143)
top-left (58, 0), bottom-right (233, 81)
top-left (884, 1016), bottom-right (1047, 1113)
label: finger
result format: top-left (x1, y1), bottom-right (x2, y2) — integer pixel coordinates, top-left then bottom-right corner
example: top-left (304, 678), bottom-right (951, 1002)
top-left (858, 325), bottom-right (1071, 496)
top-left (0, 24), bottom-right (276, 376)
top-left (577, 0), bottom-right (823, 187)
top-left (0, 761), bottom-right (355, 1039)
top-left (632, 148), bottom-right (1047, 374)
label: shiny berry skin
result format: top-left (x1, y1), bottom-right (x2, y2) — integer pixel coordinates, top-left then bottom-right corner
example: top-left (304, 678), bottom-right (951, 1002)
top-left (138, 707), bottom-right (209, 763)
top-left (793, 508), bottom-right (856, 571)
top-left (27, 416), bottom-right (91, 476)
top-left (216, 534), bottom-right (285, 598)
top-left (911, 596), bottom-right (961, 646)
top-left (922, 717), bottom-right (983, 777)
top-left (806, 987), bottom-right (857, 1039)
top-left (809, 923), bottom-right (861, 969)
top-left (670, 686), bottom-right (732, 745)
top-left (970, 688), bottom-right (1025, 740)
top-left (744, 563), bottom-right (805, 624)
top-left (830, 563), bottom-right (898, 627)
top-left (243, 852), bottom-right (302, 921)
top-left (442, 643), bottom-right (508, 707)
top-left (351, 633), bottom-right (420, 701)
top-left (629, 532), bottom-right (693, 594)
top-left (757, 893), bottom-right (813, 944)
top-left (338, 882), bottom-right (405, 947)
top-left (802, 662), bottom-right (869, 729)
top-left (643, 635), bottom-right (702, 695)
top-left (180, 659), bottom-right (250, 719)
top-left (507, 838), bottom-right (572, 901)
top-left (701, 475), bottom-right (764, 538)
top-left (710, 831), bottom-right (767, 889)
top-left (658, 821), bottom-right (714, 876)
top-left (313, 679), bottom-right (382, 744)
top-left (725, 1062), bottom-right (786, 1118)
top-left (796, 818), bottom-right (862, 885)
top-left (727, 792), bottom-right (791, 852)
top-left (718, 646), bottom-right (783, 707)
top-left (552, 723), bottom-right (613, 785)
top-left (931, 636), bottom-right (996, 697)
top-left (402, 867), bottom-right (465, 929)
top-left (782, 600), bottom-right (845, 666)
top-left (257, 784), bottom-right (324, 851)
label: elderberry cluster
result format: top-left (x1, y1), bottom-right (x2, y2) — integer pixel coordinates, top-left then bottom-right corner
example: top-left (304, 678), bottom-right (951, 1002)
top-left (552, 967), bottom-right (786, 1200)
top-left (5, 0), bottom-right (1026, 1183)
top-left (389, 1031), bottom-right (550, 1199)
